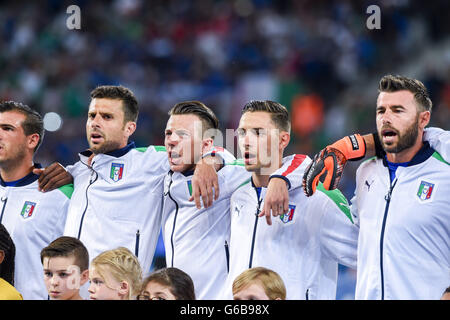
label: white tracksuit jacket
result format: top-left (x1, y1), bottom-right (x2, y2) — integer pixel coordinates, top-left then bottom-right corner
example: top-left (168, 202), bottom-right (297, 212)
top-left (64, 143), bottom-right (169, 278)
top-left (63, 141), bottom-right (231, 289)
top-left (352, 142), bottom-right (450, 300)
top-left (222, 154), bottom-right (358, 300)
top-left (424, 127), bottom-right (450, 161)
top-left (162, 155), bottom-right (307, 300)
top-left (0, 169), bottom-right (72, 300)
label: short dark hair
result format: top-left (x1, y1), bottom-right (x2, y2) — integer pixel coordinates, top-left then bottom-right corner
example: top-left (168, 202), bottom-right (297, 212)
top-left (378, 75), bottom-right (432, 113)
top-left (169, 101), bottom-right (219, 138)
top-left (242, 100), bottom-right (291, 132)
top-left (0, 224), bottom-right (15, 285)
top-left (40, 236), bottom-right (89, 272)
top-left (0, 101), bottom-right (44, 152)
top-left (90, 85), bottom-right (139, 123)
top-left (142, 267), bottom-right (196, 300)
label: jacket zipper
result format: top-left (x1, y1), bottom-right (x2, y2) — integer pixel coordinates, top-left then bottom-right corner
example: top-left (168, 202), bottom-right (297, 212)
top-left (379, 178), bottom-right (397, 300)
top-left (166, 173), bottom-right (179, 267)
top-left (0, 196), bottom-right (8, 224)
top-left (77, 166), bottom-right (98, 239)
top-left (135, 230), bottom-right (140, 257)
top-left (224, 240), bottom-right (230, 273)
top-left (248, 189), bottom-right (263, 268)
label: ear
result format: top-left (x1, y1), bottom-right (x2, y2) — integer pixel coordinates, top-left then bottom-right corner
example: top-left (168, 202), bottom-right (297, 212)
top-left (0, 250), bottom-right (5, 264)
top-left (118, 281), bottom-right (130, 298)
top-left (279, 131), bottom-right (290, 150)
top-left (419, 110), bottom-right (430, 129)
top-left (79, 269), bottom-right (90, 286)
top-left (201, 137), bottom-right (214, 155)
top-left (27, 133), bottom-right (40, 151)
top-left (124, 121), bottom-right (137, 138)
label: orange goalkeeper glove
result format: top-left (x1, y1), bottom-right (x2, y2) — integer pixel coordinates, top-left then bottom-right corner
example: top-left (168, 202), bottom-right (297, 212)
top-left (302, 134), bottom-right (366, 196)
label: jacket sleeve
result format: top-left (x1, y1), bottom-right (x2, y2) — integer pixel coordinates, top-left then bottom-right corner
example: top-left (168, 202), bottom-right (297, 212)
top-left (423, 127), bottom-right (450, 162)
top-left (269, 154), bottom-right (310, 190)
top-left (315, 185), bottom-right (359, 269)
top-left (217, 164), bottom-right (251, 199)
top-left (204, 146), bottom-right (236, 164)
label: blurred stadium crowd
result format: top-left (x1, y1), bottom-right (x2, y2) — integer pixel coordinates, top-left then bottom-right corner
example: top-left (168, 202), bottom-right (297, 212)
top-left (1, 0), bottom-right (449, 299)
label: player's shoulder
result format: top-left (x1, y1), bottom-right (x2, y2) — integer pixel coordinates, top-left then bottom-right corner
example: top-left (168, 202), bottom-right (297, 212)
top-left (135, 145), bottom-right (166, 154)
top-left (220, 159), bottom-right (247, 175)
top-left (430, 151), bottom-right (450, 167)
top-left (282, 153), bottom-right (311, 174)
top-left (313, 183), bottom-right (353, 223)
top-left (230, 177), bottom-right (252, 198)
top-left (356, 156), bottom-right (378, 176)
top-left (130, 145), bottom-right (168, 166)
top-left (37, 183), bottom-right (73, 203)
top-left (56, 183), bottom-right (74, 200)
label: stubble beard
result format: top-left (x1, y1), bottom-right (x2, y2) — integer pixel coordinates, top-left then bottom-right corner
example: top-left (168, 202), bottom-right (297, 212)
top-left (0, 146), bottom-right (27, 171)
top-left (89, 140), bottom-right (123, 155)
top-left (379, 114), bottom-right (420, 154)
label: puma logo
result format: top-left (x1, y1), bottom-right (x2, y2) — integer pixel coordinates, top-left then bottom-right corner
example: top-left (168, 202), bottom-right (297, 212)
top-left (365, 180), bottom-right (374, 191)
top-left (234, 205), bottom-right (242, 216)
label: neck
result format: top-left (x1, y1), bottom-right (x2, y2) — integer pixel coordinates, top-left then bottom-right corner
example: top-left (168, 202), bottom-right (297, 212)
top-left (0, 160), bottom-right (35, 182)
top-left (68, 293), bottom-right (84, 301)
top-left (386, 140), bottom-right (424, 163)
top-left (252, 154), bottom-right (283, 188)
top-left (252, 173), bottom-right (270, 188)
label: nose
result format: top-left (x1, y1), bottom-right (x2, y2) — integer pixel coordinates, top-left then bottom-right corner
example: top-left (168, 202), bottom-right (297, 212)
top-left (379, 109), bottom-right (393, 125)
top-left (89, 114), bottom-right (102, 129)
top-left (243, 131), bottom-right (256, 148)
top-left (50, 275), bottom-right (59, 287)
top-left (167, 133), bottom-right (181, 147)
top-left (238, 132), bottom-right (252, 155)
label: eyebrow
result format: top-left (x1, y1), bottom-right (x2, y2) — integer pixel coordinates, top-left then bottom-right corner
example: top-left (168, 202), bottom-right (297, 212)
top-left (377, 104), bottom-right (405, 110)
top-left (165, 128), bottom-right (190, 134)
top-left (390, 105), bottom-right (405, 110)
top-left (237, 127), bottom-right (265, 131)
top-left (43, 269), bottom-right (69, 272)
top-left (90, 277), bottom-right (103, 282)
top-left (88, 111), bottom-right (114, 116)
top-left (0, 123), bottom-right (17, 129)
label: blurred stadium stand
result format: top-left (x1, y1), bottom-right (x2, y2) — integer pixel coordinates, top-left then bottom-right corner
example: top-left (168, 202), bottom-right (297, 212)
top-left (1, 0), bottom-right (449, 299)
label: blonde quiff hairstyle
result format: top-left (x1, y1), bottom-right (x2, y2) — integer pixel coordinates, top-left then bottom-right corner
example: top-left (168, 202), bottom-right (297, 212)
top-left (91, 247), bottom-right (143, 300)
top-left (232, 267), bottom-right (286, 300)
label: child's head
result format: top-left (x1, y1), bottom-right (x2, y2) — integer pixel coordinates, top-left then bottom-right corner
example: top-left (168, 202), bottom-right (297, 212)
top-left (88, 247), bottom-right (142, 300)
top-left (138, 267), bottom-right (195, 300)
top-left (0, 224), bottom-right (15, 286)
top-left (40, 236), bottom-right (89, 300)
top-left (232, 267), bottom-right (286, 300)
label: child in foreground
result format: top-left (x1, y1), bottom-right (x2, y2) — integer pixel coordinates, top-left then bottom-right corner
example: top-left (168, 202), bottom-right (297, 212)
top-left (232, 267), bottom-right (286, 300)
top-left (138, 267), bottom-right (195, 300)
top-left (0, 224), bottom-right (22, 300)
top-left (88, 247), bottom-right (142, 300)
top-left (41, 236), bottom-right (89, 300)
